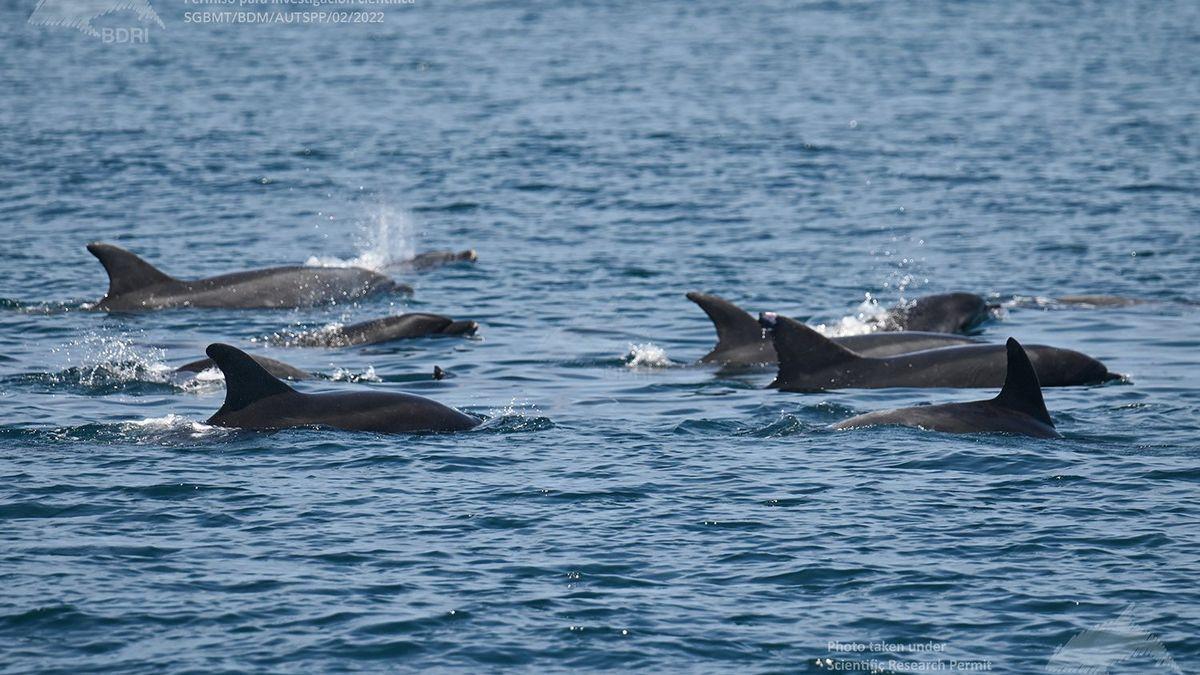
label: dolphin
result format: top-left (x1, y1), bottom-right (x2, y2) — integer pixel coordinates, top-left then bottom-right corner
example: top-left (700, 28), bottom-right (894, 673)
top-left (176, 353), bottom-right (312, 380)
top-left (389, 249), bottom-right (478, 271)
top-left (880, 292), bottom-right (992, 333)
top-left (203, 343), bottom-right (478, 433)
top-left (687, 292), bottom-right (981, 366)
top-left (280, 313), bottom-right (479, 347)
top-left (87, 242), bottom-right (408, 311)
top-left (765, 314), bottom-right (1115, 391)
top-left (832, 338), bottom-right (1061, 438)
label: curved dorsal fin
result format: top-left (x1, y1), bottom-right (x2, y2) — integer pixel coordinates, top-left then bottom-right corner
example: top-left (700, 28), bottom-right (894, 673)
top-left (993, 338), bottom-right (1054, 427)
top-left (205, 343), bottom-right (294, 412)
top-left (686, 292), bottom-right (767, 355)
top-left (87, 243), bottom-right (176, 297)
top-left (770, 314), bottom-right (862, 380)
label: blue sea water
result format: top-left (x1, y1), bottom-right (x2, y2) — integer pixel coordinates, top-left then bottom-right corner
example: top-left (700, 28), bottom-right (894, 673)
top-left (1, 0), bottom-right (1199, 671)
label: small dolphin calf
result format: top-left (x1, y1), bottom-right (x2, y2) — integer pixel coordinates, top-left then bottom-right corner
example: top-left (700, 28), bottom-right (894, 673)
top-left (880, 292), bottom-right (992, 333)
top-left (282, 313), bottom-right (479, 347)
top-left (87, 243), bottom-right (407, 310)
top-left (833, 338), bottom-right (1061, 438)
top-left (203, 344), bottom-right (478, 433)
top-left (177, 353), bottom-right (312, 380)
top-left (766, 314), bottom-right (1115, 391)
top-left (687, 292), bottom-right (980, 366)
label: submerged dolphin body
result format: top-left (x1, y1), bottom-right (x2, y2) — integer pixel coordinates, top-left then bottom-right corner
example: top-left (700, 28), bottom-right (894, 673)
top-left (203, 343), bottom-right (478, 434)
top-left (766, 314), bottom-right (1115, 391)
top-left (176, 353), bottom-right (313, 380)
top-left (832, 338), bottom-right (1061, 438)
top-left (282, 313), bottom-right (479, 347)
top-left (687, 292), bottom-right (980, 366)
top-left (87, 243), bottom-right (407, 310)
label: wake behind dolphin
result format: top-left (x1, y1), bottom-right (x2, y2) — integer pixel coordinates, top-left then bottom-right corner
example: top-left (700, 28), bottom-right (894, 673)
top-left (87, 243), bottom-right (408, 310)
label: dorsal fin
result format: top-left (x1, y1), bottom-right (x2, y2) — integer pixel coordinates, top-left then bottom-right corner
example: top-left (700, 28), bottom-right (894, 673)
top-left (770, 315), bottom-right (862, 381)
top-left (686, 292), bottom-right (767, 356)
top-left (992, 338), bottom-right (1054, 427)
top-left (205, 343), bottom-right (294, 412)
top-left (87, 243), bottom-right (176, 297)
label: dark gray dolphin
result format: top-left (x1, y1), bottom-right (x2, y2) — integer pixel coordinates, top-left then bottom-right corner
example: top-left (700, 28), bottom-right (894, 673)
top-left (765, 314), bottom-right (1115, 391)
top-left (176, 353), bottom-right (312, 380)
top-left (282, 313), bottom-right (479, 347)
top-left (881, 292), bottom-right (992, 333)
top-left (203, 343), bottom-right (478, 434)
top-left (832, 338), bottom-right (1061, 438)
top-left (87, 242), bottom-right (408, 311)
top-left (388, 249), bottom-right (478, 271)
top-left (687, 292), bottom-right (980, 366)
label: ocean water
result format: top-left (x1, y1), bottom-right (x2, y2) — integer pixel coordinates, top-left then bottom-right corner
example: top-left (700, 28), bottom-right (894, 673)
top-left (2, 1), bottom-right (1198, 672)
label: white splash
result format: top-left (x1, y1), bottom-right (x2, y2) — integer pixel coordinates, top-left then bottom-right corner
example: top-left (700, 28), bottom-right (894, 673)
top-left (330, 365), bottom-right (381, 382)
top-left (176, 366), bottom-right (227, 394)
top-left (125, 414), bottom-right (218, 437)
top-left (51, 333), bottom-right (174, 386)
top-left (624, 342), bottom-right (675, 368)
top-left (489, 398), bottom-right (541, 418)
top-left (811, 293), bottom-right (890, 337)
top-left (257, 322), bottom-right (344, 348)
top-left (305, 205), bottom-right (417, 272)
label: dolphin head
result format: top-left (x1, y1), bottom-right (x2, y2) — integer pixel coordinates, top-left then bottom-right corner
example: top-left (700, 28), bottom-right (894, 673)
top-left (902, 292), bottom-right (991, 333)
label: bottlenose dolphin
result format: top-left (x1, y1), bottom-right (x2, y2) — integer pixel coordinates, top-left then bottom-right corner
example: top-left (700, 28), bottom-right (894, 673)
top-left (203, 343), bottom-right (478, 433)
top-left (687, 293), bottom-right (980, 366)
top-left (765, 314), bottom-right (1115, 391)
top-left (177, 353), bottom-right (312, 380)
top-left (87, 243), bottom-right (408, 310)
top-left (832, 338), bottom-right (1061, 438)
top-left (389, 249), bottom-right (478, 271)
top-left (880, 292), bottom-right (992, 333)
top-left (280, 313), bottom-right (479, 347)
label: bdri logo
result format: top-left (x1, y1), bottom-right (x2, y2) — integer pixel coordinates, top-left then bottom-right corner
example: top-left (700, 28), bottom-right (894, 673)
top-left (1047, 605), bottom-right (1181, 674)
top-left (28, 0), bottom-right (163, 41)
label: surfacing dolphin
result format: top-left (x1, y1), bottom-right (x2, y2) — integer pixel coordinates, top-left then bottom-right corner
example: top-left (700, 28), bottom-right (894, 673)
top-left (277, 313), bottom-right (479, 347)
top-left (687, 292), bottom-right (980, 366)
top-left (87, 242), bottom-right (408, 311)
top-left (765, 314), bottom-right (1116, 391)
top-left (387, 249), bottom-right (478, 272)
top-left (832, 338), bottom-right (1061, 438)
top-left (203, 343), bottom-right (478, 433)
top-left (879, 292), bottom-right (993, 333)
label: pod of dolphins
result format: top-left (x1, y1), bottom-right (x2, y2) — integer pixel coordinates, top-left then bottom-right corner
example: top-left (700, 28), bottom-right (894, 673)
top-left (83, 242), bottom-right (1122, 438)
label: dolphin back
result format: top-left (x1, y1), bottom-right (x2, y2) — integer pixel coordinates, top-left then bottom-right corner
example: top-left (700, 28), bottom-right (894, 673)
top-left (992, 338), bottom-right (1054, 427)
top-left (87, 242), bottom-right (176, 298)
